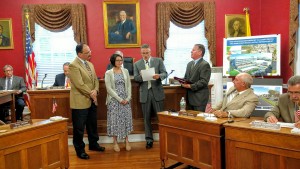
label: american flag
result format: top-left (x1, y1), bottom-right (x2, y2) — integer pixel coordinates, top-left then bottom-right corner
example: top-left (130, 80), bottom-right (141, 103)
top-left (25, 17), bottom-right (37, 89)
top-left (52, 98), bottom-right (58, 113)
top-left (24, 15), bottom-right (37, 111)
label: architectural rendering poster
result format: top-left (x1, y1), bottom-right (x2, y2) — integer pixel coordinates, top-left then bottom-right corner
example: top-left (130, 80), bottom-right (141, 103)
top-left (223, 34), bottom-right (281, 76)
top-left (251, 85), bottom-right (282, 111)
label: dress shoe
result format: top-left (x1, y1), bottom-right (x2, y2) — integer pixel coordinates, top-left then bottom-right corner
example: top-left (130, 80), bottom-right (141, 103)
top-left (146, 141), bottom-right (153, 149)
top-left (77, 152), bottom-right (89, 160)
top-left (89, 145), bottom-right (105, 152)
top-left (113, 143), bottom-right (120, 152)
top-left (125, 141), bottom-right (131, 151)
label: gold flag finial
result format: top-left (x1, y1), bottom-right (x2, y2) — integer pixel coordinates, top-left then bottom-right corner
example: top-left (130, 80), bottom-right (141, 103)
top-left (243, 7), bottom-right (249, 14)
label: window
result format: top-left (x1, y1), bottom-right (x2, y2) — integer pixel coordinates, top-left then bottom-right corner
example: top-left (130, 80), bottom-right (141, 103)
top-left (33, 24), bottom-right (77, 87)
top-left (164, 21), bottom-right (211, 83)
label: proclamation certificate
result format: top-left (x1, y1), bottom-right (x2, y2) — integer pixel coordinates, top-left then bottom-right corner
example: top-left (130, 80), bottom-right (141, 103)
top-left (141, 67), bottom-right (155, 81)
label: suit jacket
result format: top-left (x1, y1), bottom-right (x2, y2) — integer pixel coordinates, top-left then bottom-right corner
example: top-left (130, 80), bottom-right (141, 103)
top-left (109, 19), bottom-right (136, 43)
top-left (53, 73), bottom-right (66, 86)
top-left (0, 76), bottom-right (26, 98)
top-left (134, 57), bottom-right (167, 103)
top-left (184, 58), bottom-right (211, 106)
top-left (215, 86), bottom-right (259, 118)
top-left (0, 35), bottom-right (10, 46)
top-left (104, 67), bottom-right (131, 105)
top-left (69, 57), bottom-right (99, 109)
top-left (264, 93), bottom-right (295, 122)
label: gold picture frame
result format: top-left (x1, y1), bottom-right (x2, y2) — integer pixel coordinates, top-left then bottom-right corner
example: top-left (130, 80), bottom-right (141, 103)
top-left (225, 14), bottom-right (246, 38)
top-left (103, 0), bottom-right (141, 48)
top-left (0, 18), bottom-right (14, 49)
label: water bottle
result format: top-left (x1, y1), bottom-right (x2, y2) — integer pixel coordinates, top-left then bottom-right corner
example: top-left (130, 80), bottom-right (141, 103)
top-left (180, 97), bottom-right (186, 112)
top-left (32, 80), bottom-right (36, 90)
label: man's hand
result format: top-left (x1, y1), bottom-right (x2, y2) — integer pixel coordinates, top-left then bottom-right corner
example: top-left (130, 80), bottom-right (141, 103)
top-left (267, 115), bottom-right (278, 123)
top-left (126, 32), bottom-right (131, 39)
top-left (295, 121), bottom-right (300, 128)
top-left (153, 74), bottom-right (160, 80)
top-left (213, 110), bottom-right (228, 118)
top-left (181, 84), bottom-right (191, 89)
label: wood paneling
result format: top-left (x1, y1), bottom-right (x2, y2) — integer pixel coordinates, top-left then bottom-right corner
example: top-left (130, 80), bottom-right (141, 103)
top-left (225, 119), bottom-right (300, 169)
top-left (0, 119), bottom-right (69, 169)
top-left (28, 80), bottom-right (186, 135)
top-left (158, 111), bottom-right (227, 169)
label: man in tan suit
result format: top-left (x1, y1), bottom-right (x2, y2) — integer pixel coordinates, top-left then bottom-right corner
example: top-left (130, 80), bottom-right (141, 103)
top-left (265, 75), bottom-right (300, 128)
top-left (211, 73), bottom-right (259, 118)
top-left (69, 44), bottom-right (104, 160)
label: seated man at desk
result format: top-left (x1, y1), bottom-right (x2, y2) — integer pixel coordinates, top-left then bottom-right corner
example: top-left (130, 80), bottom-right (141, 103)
top-left (53, 62), bottom-right (70, 87)
top-left (265, 75), bottom-right (300, 128)
top-left (0, 65), bottom-right (26, 121)
top-left (211, 73), bottom-right (259, 118)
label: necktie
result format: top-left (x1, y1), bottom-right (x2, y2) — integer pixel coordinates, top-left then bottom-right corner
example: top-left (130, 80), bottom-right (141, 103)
top-left (65, 78), bottom-right (70, 87)
top-left (295, 103), bottom-right (300, 123)
top-left (84, 61), bottom-right (93, 77)
top-left (7, 78), bottom-right (11, 90)
top-left (228, 91), bottom-right (239, 102)
top-left (145, 61), bottom-right (151, 89)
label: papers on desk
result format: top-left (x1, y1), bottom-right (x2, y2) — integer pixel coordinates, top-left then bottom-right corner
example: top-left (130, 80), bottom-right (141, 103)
top-left (141, 68), bottom-right (155, 81)
top-left (197, 113), bottom-right (215, 117)
top-left (291, 128), bottom-right (300, 134)
top-left (276, 122), bottom-right (295, 128)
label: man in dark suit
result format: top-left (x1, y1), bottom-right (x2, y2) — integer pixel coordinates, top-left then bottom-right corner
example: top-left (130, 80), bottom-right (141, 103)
top-left (134, 44), bottom-right (167, 149)
top-left (53, 62), bottom-right (70, 87)
top-left (0, 25), bottom-right (11, 47)
top-left (182, 44), bottom-right (211, 112)
top-left (69, 44), bottom-right (105, 160)
top-left (0, 65), bottom-right (26, 121)
top-left (109, 10), bottom-right (136, 44)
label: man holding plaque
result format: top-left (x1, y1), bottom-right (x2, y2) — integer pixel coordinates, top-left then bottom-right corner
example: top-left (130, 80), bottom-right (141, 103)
top-left (181, 44), bottom-right (211, 112)
top-left (265, 75), bottom-right (300, 128)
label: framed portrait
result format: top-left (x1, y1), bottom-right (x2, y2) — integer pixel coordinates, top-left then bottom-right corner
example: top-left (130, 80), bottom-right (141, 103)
top-left (103, 0), bottom-right (141, 48)
top-left (0, 18), bottom-right (14, 49)
top-left (225, 14), bottom-right (246, 38)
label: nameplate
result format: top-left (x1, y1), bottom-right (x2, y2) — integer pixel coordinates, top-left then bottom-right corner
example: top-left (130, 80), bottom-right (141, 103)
top-left (251, 120), bottom-right (281, 130)
top-left (10, 120), bottom-right (33, 129)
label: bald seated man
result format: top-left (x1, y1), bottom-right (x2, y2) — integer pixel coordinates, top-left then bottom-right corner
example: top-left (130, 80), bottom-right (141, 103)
top-left (211, 73), bottom-right (259, 118)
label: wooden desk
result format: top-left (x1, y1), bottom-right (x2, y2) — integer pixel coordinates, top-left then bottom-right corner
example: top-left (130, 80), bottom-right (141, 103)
top-left (0, 91), bottom-right (16, 122)
top-left (0, 119), bottom-right (69, 169)
top-left (225, 119), bottom-right (300, 169)
top-left (28, 80), bottom-right (187, 135)
top-left (158, 111), bottom-right (228, 169)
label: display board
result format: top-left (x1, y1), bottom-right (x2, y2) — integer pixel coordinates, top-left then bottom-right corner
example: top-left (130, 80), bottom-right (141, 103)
top-left (223, 34), bottom-right (281, 76)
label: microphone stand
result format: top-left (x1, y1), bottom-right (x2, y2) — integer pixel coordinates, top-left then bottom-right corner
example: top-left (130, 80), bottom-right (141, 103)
top-left (163, 70), bottom-right (175, 86)
top-left (41, 74), bottom-right (47, 89)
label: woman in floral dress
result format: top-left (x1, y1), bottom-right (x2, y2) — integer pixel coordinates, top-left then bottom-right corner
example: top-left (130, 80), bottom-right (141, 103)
top-left (105, 53), bottom-right (133, 152)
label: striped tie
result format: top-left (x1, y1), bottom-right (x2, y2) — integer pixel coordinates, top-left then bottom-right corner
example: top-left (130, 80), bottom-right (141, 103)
top-left (84, 61), bottom-right (93, 77)
top-left (145, 61), bottom-right (151, 89)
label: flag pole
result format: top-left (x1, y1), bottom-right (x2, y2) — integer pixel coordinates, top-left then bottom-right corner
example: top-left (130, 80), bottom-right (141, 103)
top-left (243, 7), bottom-right (251, 37)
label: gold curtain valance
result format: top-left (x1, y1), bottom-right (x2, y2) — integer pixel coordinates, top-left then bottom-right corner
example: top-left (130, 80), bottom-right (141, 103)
top-left (156, 2), bottom-right (216, 66)
top-left (289, 0), bottom-right (299, 74)
top-left (22, 4), bottom-right (87, 44)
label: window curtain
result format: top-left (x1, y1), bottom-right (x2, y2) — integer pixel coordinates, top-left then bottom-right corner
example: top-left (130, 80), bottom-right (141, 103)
top-left (156, 2), bottom-right (216, 66)
top-left (22, 4), bottom-right (87, 44)
top-left (289, 0), bottom-right (299, 73)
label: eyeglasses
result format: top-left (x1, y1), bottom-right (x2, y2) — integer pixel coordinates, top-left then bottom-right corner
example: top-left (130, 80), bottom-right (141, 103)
top-left (4, 69), bottom-right (13, 72)
top-left (82, 50), bottom-right (91, 55)
top-left (116, 60), bottom-right (123, 62)
top-left (287, 91), bottom-right (300, 95)
top-left (141, 52), bottom-right (150, 55)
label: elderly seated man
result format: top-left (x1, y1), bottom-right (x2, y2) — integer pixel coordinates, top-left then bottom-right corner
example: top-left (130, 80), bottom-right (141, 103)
top-left (265, 75), bottom-right (300, 128)
top-left (211, 73), bottom-right (259, 118)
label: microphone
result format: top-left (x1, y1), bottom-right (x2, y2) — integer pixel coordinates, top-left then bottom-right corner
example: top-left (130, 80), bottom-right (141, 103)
top-left (41, 74), bottom-right (47, 88)
top-left (164, 70), bottom-right (175, 86)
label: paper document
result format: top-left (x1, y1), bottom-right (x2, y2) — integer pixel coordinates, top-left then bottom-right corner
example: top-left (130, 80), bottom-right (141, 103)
top-left (141, 67), bottom-right (155, 81)
top-left (277, 122), bottom-right (295, 128)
